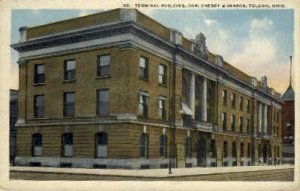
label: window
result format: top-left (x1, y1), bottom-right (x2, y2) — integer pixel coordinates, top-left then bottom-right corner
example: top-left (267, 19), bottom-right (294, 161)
top-left (246, 99), bottom-right (250, 113)
top-left (32, 133), bottom-right (42, 156)
top-left (247, 143), bottom-right (251, 157)
top-left (34, 95), bottom-right (44, 118)
top-left (223, 141), bottom-right (228, 158)
top-left (139, 92), bottom-right (148, 118)
top-left (158, 97), bottom-right (166, 119)
top-left (210, 140), bottom-right (216, 158)
top-left (140, 133), bottom-right (149, 158)
top-left (158, 64), bottom-right (167, 84)
top-left (231, 114), bottom-right (235, 131)
top-left (231, 93), bottom-right (236, 108)
top-left (62, 133), bottom-right (73, 157)
top-left (185, 137), bottom-right (192, 158)
top-left (286, 122), bottom-right (290, 131)
top-left (246, 118), bottom-right (250, 134)
top-left (232, 142), bottom-right (237, 158)
top-left (64, 60), bottom-right (76, 80)
top-left (64, 92), bottom-right (75, 117)
top-left (139, 57), bottom-right (149, 80)
top-left (222, 112), bottom-right (227, 131)
top-left (240, 142), bottom-right (244, 158)
top-left (159, 135), bottom-right (167, 158)
top-left (34, 64), bottom-right (45, 84)
top-left (95, 132), bottom-right (108, 158)
top-left (239, 97), bottom-right (243, 111)
top-left (239, 117), bottom-right (243, 132)
top-left (97, 89), bottom-right (109, 116)
top-left (222, 90), bottom-right (227, 106)
top-left (97, 55), bottom-right (110, 77)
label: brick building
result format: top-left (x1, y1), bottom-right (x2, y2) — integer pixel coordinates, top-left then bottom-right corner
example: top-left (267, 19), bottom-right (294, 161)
top-left (281, 57), bottom-right (294, 164)
top-left (12, 9), bottom-right (282, 169)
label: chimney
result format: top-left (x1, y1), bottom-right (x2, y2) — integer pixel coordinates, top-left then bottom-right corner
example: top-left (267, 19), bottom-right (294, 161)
top-left (19, 26), bottom-right (28, 42)
top-left (170, 29), bottom-right (182, 45)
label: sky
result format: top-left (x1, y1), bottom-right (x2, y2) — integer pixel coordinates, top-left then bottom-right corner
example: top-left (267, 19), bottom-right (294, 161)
top-left (11, 9), bottom-right (294, 94)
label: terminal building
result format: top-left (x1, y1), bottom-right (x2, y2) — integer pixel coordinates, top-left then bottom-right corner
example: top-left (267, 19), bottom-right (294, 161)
top-left (10, 89), bottom-right (18, 165)
top-left (12, 9), bottom-right (282, 169)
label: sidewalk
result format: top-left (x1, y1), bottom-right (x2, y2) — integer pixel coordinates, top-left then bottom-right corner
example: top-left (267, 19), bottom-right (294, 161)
top-left (10, 165), bottom-right (294, 178)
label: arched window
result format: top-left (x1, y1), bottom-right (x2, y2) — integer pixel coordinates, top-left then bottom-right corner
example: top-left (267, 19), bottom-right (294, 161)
top-left (240, 142), bottom-right (244, 166)
top-left (140, 133), bottom-right (149, 158)
top-left (62, 133), bottom-right (73, 157)
top-left (210, 139), bottom-right (216, 158)
top-left (232, 142), bottom-right (237, 157)
top-left (232, 141), bottom-right (237, 166)
top-left (185, 137), bottom-right (192, 158)
top-left (159, 135), bottom-right (167, 158)
top-left (247, 143), bottom-right (251, 158)
top-left (32, 133), bottom-right (42, 156)
top-left (223, 141), bottom-right (227, 158)
top-left (258, 144), bottom-right (261, 158)
top-left (95, 132), bottom-right (108, 158)
top-left (240, 142), bottom-right (244, 158)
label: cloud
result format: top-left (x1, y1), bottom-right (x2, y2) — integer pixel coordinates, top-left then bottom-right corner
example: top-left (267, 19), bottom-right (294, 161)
top-left (182, 16), bottom-right (288, 93)
top-left (225, 19), bottom-right (289, 93)
top-left (250, 18), bottom-right (273, 30)
top-left (204, 19), bottom-right (216, 27)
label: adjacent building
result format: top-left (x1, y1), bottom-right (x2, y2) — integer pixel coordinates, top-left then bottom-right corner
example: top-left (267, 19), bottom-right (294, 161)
top-left (281, 56), bottom-right (295, 164)
top-left (12, 9), bottom-right (282, 169)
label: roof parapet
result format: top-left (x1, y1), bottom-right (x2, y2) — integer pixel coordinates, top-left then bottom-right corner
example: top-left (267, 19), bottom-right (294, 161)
top-left (214, 55), bottom-right (224, 67)
top-left (251, 77), bottom-right (257, 87)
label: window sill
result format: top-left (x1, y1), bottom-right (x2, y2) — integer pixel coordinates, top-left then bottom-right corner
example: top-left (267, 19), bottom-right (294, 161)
top-left (139, 77), bottom-right (149, 82)
top-left (96, 114), bottom-right (110, 117)
top-left (33, 117), bottom-right (46, 119)
top-left (63, 79), bottom-right (76, 83)
top-left (159, 156), bottom-right (168, 159)
top-left (33, 83), bottom-right (45, 86)
top-left (96, 75), bottom-right (111, 79)
top-left (138, 115), bottom-right (148, 120)
top-left (158, 118), bottom-right (168, 122)
top-left (63, 116), bottom-right (75, 118)
top-left (158, 83), bottom-right (168, 88)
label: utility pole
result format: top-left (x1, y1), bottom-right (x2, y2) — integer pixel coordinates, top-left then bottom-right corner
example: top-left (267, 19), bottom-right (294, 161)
top-left (169, 45), bottom-right (178, 174)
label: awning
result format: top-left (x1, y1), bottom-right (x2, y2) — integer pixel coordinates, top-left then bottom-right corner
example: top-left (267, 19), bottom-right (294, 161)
top-left (181, 103), bottom-right (194, 115)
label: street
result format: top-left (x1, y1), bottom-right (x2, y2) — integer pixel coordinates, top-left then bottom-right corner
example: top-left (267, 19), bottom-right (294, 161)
top-left (10, 167), bottom-right (293, 181)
